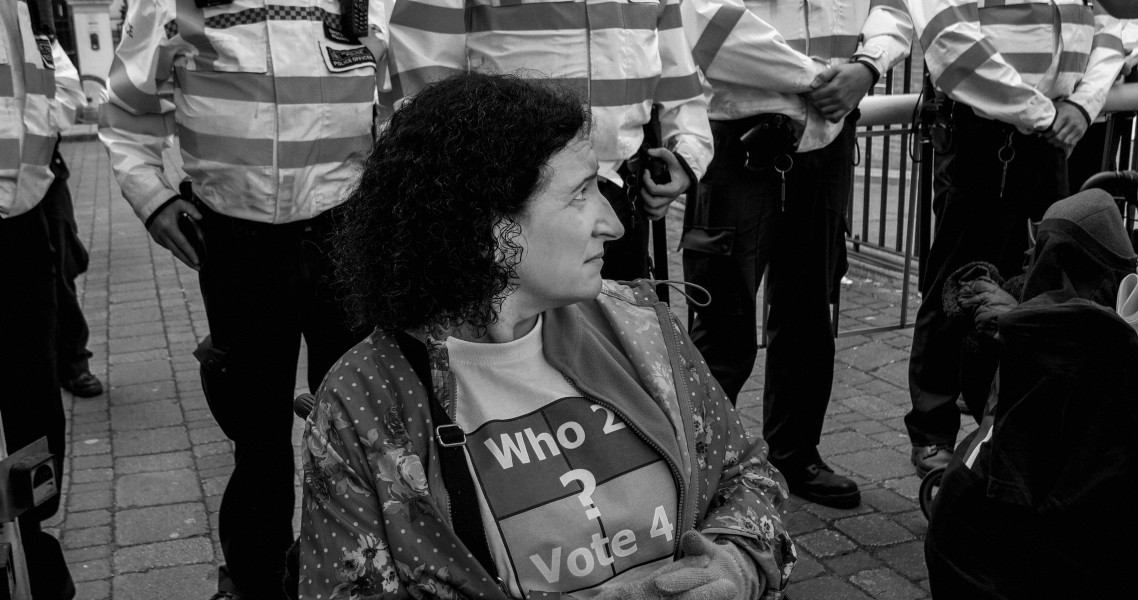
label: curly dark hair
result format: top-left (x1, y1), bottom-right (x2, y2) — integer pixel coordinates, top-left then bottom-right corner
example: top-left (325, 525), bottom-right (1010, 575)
top-left (334, 72), bottom-right (590, 333)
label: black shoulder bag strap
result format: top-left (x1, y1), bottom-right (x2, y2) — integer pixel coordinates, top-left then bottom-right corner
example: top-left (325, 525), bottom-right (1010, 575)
top-left (391, 330), bottom-right (500, 581)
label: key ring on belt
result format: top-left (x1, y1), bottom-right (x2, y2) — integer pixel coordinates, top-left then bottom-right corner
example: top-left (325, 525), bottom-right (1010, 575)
top-left (774, 154), bottom-right (794, 212)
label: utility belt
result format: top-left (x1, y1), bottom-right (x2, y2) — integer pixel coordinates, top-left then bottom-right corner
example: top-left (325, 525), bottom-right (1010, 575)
top-left (920, 94), bottom-right (1057, 199)
top-left (180, 180), bottom-right (339, 238)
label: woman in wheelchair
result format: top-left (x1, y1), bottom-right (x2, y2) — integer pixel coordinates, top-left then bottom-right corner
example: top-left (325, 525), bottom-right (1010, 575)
top-left (296, 73), bottom-right (796, 600)
top-left (925, 189), bottom-right (1138, 598)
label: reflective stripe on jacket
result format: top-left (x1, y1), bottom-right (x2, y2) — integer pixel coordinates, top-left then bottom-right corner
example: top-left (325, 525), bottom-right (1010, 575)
top-left (911, 0), bottom-right (1125, 132)
top-left (684, 0), bottom-right (912, 152)
top-left (100, 0), bottom-right (387, 225)
top-left (388, 0), bottom-right (712, 184)
top-left (1, 0), bottom-right (65, 218)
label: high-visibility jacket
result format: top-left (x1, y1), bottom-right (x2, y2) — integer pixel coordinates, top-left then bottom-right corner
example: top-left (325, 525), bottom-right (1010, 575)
top-left (387, 0), bottom-right (713, 185)
top-left (910, 0), bottom-right (1125, 132)
top-left (100, 0), bottom-right (388, 226)
top-left (683, 0), bottom-right (913, 152)
top-left (1, 0), bottom-right (82, 218)
top-left (1120, 18), bottom-right (1137, 73)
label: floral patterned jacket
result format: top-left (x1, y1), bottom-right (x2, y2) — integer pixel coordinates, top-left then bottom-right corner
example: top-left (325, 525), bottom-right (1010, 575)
top-left (299, 280), bottom-right (797, 600)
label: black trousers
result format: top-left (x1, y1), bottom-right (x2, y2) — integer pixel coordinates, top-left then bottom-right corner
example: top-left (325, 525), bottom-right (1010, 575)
top-left (0, 193), bottom-right (74, 598)
top-left (905, 109), bottom-right (1068, 447)
top-left (683, 116), bottom-right (854, 463)
top-left (39, 147), bottom-right (93, 380)
top-left (193, 203), bottom-right (361, 599)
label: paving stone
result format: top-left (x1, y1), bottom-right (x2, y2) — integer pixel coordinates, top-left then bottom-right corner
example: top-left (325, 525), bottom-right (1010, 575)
top-left (108, 305), bottom-right (162, 325)
top-left (110, 348), bottom-right (173, 365)
top-left (71, 436), bottom-right (111, 456)
top-left (876, 541), bottom-right (929, 580)
top-left (892, 509), bottom-right (929, 537)
top-left (849, 568), bottom-right (928, 600)
top-left (850, 420), bottom-right (891, 436)
top-left (832, 367), bottom-right (874, 386)
top-left (108, 334), bottom-right (169, 355)
top-left (116, 451), bottom-right (195, 474)
top-left (111, 399), bottom-right (184, 430)
top-left (818, 430), bottom-right (881, 456)
top-left (68, 490), bottom-right (113, 512)
top-left (874, 360), bottom-right (911, 388)
top-left (68, 558), bottom-right (111, 582)
top-left (63, 525), bottom-right (112, 549)
top-left (71, 398), bottom-right (109, 414)
top-left (73, 579), bottom-right (110, 600)
top-left (71, 411), bottom-right (110, 426)
top-left (70, 454), bottom-right (112, 470)
top-left (844, 394), bottom-right (909, 419)
top-left (824, 550), bottom-right (885, 576)
top-left (193, 440), bottom-right (233, 458)
top-left (116, 502), bottom-right (210, 546)
top-left (71, 421), bottom-right (112, 436)
top-left (71, 467), bottom-right (114, 484)
top-left (116, 469), bottom-right (202, 507)
top-left (114, 426), bottom-right (190, 456)
top-left (785, 510), bottom-right (826, 536)
top-left (190, 425), bottom-right (228, 445)
top-left (871, 430), bottom-right (912, 447)
top-left (795, 529), bottom-right (857, 558)
top-left (883, 476), bottom-right (921, 501)
top-left (788, 575), bottom-right (874, 600)
top-left (69, 480), bottom-right (113, 495)
top-left (110, 359), bottom-right (173, 387)
top-left (109, 380), bottom-right (178, 404)
top-left (64, 544), bottom-right (112, 563)
top-left (114, 564), bottom-right (217, 600)
top-left (830, 448), bottom-right (913, 481)
top-left (114, 537), bottom-right (215, 573)
top-left (65, 509), bottom-right (112, 530)
top-left (834, 514), bottom-right (915, 546)
top-left (791, 552), bottom-right (826, 580)
top-left (838, 340), bottom-right (908, 371)
top-left (195, 453), bottom-right (234, 471)
top-left (861, 488), bottom-right (917, 513)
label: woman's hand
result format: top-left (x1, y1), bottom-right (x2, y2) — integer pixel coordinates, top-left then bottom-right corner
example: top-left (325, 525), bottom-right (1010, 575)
top-left (591, 531), bottom-right (764, 600)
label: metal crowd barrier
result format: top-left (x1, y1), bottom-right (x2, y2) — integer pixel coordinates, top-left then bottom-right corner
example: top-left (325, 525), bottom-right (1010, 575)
top-left (830, 78), bottom-right (1138, 339)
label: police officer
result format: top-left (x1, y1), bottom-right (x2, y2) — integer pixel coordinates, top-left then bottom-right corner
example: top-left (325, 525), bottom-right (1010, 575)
top-left (1, 0), bottom-right (87, 596)
top-left (100, 1), bottom-right (388, 598)
top-left (906, 0), bottom-right (1125, 477)
top-left (681, 0), bottom-right (912, 509)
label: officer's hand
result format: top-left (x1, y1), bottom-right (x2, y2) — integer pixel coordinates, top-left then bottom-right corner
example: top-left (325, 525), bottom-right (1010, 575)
top-left (1043, 101), bottom-right (1088, 154)
top-left (640, 147), bottom-right (691, 221)
top-left (147, 198), bottom-right (203, 271)
top-left (808, 63), bottom-right (876, 123)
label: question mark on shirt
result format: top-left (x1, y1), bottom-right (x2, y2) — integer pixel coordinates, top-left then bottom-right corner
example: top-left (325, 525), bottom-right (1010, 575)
top-left (560, 469), bottom-right (601, 520)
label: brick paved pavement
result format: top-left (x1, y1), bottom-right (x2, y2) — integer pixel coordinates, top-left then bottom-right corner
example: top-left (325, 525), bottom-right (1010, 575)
top-left (50, 135), bottom-right (975, 599)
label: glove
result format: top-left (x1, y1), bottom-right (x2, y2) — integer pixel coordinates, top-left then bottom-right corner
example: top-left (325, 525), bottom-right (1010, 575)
top-left (959, 277), bottom-right (1018, 337)
top-left (591, 531), bottom-right (762, 600)
top-left (653, 531), bottom-right (759, 600)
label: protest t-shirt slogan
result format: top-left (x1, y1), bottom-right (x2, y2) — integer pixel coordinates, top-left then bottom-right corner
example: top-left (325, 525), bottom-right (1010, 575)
top-left (465, 397), bottom-right (679, 595)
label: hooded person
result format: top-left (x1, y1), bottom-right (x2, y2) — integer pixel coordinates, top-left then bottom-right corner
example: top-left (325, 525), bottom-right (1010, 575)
top-left (925, 188), bottom-right (1138, 599)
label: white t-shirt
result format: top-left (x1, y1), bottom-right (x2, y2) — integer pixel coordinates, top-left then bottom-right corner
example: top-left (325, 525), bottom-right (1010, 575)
top-left (447, 316), bottom-right (679, 599)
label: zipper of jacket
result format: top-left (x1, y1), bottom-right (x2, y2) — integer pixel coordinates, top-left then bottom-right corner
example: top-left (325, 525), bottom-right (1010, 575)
top-left (655, 301), bottom-right (700, 537)
top-left (562, 376), bottom-right (688, 552)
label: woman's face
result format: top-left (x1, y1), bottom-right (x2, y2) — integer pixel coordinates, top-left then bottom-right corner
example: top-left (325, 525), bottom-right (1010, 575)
top-left (512, 139), bottom-right (624, 313)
